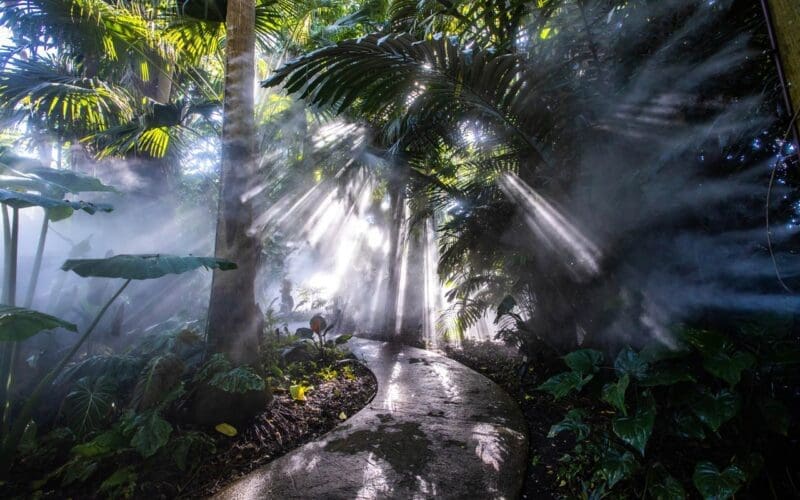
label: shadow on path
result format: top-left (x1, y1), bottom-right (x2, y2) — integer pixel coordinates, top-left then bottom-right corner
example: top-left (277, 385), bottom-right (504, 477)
top-left (213, 338), bottom-right (528, 499)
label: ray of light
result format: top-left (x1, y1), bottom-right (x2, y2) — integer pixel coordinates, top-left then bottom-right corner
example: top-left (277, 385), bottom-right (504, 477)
top-left (498, 173), bottom-right (602, 277)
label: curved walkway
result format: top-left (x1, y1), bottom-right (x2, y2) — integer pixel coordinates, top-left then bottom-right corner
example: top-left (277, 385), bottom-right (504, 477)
top-left (214, 338), bottom-right (528, 500)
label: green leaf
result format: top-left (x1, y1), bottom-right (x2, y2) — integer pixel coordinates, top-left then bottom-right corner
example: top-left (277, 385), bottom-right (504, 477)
top-left (612, 393), bottom-right (655, 455)
top-left (614, 346), bottom-right (649, 380)
top-left (537, 371), bottom-right (593, 400)
top-left (547, 409), bottom-right (589, 440)
top-left (98, 466), bottom-right (137, 498)
top-left (648, 463), bottom-right (686, 500)
top-left (209, 366), bottom-right (266, 393)
top-left (702, 351), bottom-right (755, 387)
top-left (59, 456), bottom-right (99, 486)
top-left (172, 432), bottom-right (216, 471)
top-left (692, 461), bottom-right (745, 500)
top-left (0, 305), bottom-right (77, 341)
top-left (62, 254), bottom-right (237, 280)
top-left (132, 354), bottom-right (185, 411)
top-left (599, 447), bottom-right (637, 489)
top-left (63, 376), bottom-right (116, 437)
top-left (563, 349), bottom-right (604, 375)
top-left (71, 430), bottom-right (127, 458)
top-left (130, 411), bottom-right (172, 458)
top-left (691, 389), bottom-right (739, 432)
top-left (602, 374), bottom-right (629, 415)
top-left (0, 188), bottom-right (113, 214)
top-left (296, 327), bottom-right (314, 339)
top-left (24, 167), bottom-right (118, 195)
top-left (335, 334), bottom-right (353, 344)
top-left (759, 398), bottom-right (790, 436)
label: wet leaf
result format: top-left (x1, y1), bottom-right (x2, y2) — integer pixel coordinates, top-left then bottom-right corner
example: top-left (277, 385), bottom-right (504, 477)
top-left (548, 409), bottom-right (589, 440)
top-left (691, 389), bottom-right (739, 432)
top-left (702, 351), bottom-right (755, 387)
top-left (130, 411), bottom-right (172, 458)
top-left (537, 371), bottom-right (593, 399)
top-left (612, 393), bottom-right (655, 455)
top-left (692, 461), bottom-right (745, 500)
top-left (601, 374), bottom-right (629, 415)
top-left (599, 447), bottom-right (637, 488)
top-left (614, 346), bottom-right (649, 380)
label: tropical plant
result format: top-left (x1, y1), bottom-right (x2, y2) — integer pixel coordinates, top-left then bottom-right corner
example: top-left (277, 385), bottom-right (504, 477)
top-left (0, 254), bottom-right (237, 466)
top-left (537, 324), bottom-right (797, 498)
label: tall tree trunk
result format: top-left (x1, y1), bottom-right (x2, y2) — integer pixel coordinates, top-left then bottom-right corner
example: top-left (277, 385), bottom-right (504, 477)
top-left (765, 0), bottom-right (800, 137)
top-left (206, 0), bottom-right (263, 365)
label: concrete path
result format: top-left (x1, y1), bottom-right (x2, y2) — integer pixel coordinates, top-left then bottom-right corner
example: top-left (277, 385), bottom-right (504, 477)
top-left (214, 338), bottom-right (528, 500)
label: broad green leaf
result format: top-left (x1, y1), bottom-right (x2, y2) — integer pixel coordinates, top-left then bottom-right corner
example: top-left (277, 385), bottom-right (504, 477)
top-left (62, 254), bottom-right (237, 280)
top-left (335, 333), bottom-right (353, 344)
top-left (537, 371), bottom-right (593, 399)
top-left (98, 466), bottom-right (137, 498)
top-left (612, 393), bottom-right (655, 455)
top-left (215, 423), bottom-right (238, 437)
top-left (563, 349), bottom-right (604, 375)
top-left (692, 461), bottom-right (745, 500)
top-left (599, 447), bottom-right (637, 488)
top-left (759, 398), bottom-right (790, 436)
top-left (59, 456), bottom-right (99, 487)
top-left (702, 351), bottom-right (755, 387)
top-left (72, 430), bottom-right (127, 458)
top-left (648, 463), bottom-right (686, 500)
top-left (130, 411), bottom-right (172, 458)
top-left (295, 327), bottom-right (314, 339)
top-left (64, 376), bottom-right (116, 437)
top-left (24, 167), bottom-right (117, 195)
top-left (209, 366), bottom-right (266, 393)
top-left (691, 389), bottom-right (739, 432)
top-left (547, 409), bottom-right (589, 440)
top-left (0, 188), bottom-right (113, 214)
top-left (614, 346), bottom-right (649, 380)
top-left (0, 305), bottom-right (76, 342)
top-left (602, 374), bottom-right (629, 415)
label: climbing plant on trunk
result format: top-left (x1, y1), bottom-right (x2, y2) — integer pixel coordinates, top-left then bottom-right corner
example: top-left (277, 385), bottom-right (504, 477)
top-left (206, 0), bottom-right (263, 366)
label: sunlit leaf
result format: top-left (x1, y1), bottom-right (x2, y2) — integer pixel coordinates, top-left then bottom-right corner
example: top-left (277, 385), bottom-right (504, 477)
top-left (61, 254), bottom-right (237, 280)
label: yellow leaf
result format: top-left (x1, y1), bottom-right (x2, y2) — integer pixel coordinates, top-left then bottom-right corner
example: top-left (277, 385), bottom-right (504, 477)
top-left (290, 384), bottom-right (307, 401)
top-left (338, 411), bottom-right (347, 420)
top-left (215, 423), bottom-right (237, 437)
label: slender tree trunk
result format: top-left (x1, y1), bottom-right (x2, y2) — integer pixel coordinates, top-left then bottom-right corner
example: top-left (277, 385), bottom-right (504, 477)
top-left (767, 0), bottom-right (800, 113)
top-left (206, 0), bottom-right (263, 365)
top-left (383, 174), bottom-right (405, 338)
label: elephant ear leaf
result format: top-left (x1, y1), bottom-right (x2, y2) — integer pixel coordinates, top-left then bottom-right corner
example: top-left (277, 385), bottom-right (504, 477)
top-left (692, 461), bottom-right (745, 500)
top-left (0, 305), bottom-right (77, 341)
top-left (0, 188), bottom-right (113, 214)
top-left (24, 167), bottom-right (118, 194)
top-left (61, 254), bottom-right (237, 280)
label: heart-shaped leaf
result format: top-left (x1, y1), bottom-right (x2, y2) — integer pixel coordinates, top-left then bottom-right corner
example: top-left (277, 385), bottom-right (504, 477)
top-left (602, 374), bottom-right (629, 415)
top-left (692, 461), bottom-right (745, 500)
top-left (614, 346), bottom-right (649, 380)
top-left (563, 349), bottom-right (604, 375)
top-left (130, 411), bottom-right (172, 458)
top-left (691, 389), bottom-right (739, 432)
top-left (612, 393), bottom-right (655, 455)
top-left (702, 350), bottom-right (755, 387)
top-left (548, 409), bottom-right (589, 440)
top-left (537, 371), bottom-right (593, 399)
top-left (599, 447), bottom-right (638, 488)
top-left (648, 463), bottom-right (686, 500)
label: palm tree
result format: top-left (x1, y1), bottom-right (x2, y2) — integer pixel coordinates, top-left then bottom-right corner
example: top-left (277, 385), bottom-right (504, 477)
top-left (205, 0), bottom-right (263, 365)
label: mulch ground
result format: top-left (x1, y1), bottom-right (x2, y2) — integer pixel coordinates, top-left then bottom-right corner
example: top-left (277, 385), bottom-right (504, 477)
top-left (183, 360), bottom-right (377, 497)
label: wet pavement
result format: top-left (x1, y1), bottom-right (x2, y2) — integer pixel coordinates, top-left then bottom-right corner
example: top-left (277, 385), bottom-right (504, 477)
top-left (213, 338), bottom-right (528, 499)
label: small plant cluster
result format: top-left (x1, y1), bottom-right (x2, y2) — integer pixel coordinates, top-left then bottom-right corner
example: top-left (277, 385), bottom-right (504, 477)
top-left (537, 322), bottom-right (798, 499)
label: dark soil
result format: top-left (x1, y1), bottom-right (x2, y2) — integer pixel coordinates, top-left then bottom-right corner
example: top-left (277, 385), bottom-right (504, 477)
top-left (183, 360), bottom-right (377, 497)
